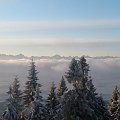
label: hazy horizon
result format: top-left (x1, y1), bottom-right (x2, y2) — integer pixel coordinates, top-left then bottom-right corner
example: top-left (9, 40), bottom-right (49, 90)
top-left (0, 0), bottom-right (120, 56)
top-left (0, 53), bottom-right (120, 58)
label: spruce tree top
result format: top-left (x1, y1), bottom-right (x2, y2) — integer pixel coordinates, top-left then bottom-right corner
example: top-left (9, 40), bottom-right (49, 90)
top-left (28, 57), bottom-right (39, 90)
top-left (65, 56), bottom-right (90, 89)
top-left (23, 57), bottom-right (41, 106)
top-left (65, 58), bottom-right (81, 84)
top-left (57, 76), bottom-right (68, 98)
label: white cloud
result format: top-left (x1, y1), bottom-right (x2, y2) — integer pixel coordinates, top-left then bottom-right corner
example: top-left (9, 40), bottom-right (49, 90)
top-left (0, 36), bottom-right (118, 46)
top-left (51, 62), bottom-right (69, 72)
top-left (0, 59), bottom-right (30, 64)
top-left (0, 19), bottom-right (120, 32)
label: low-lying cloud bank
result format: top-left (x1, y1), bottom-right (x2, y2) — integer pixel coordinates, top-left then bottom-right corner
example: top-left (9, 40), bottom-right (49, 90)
top-left (0, 20), bottom-right (120, 32)
top-left (0, 57), bottom-right (120, 101)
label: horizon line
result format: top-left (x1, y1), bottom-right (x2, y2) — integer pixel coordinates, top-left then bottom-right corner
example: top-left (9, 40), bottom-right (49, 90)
top-left (0, 53), bottom-right (120, 58)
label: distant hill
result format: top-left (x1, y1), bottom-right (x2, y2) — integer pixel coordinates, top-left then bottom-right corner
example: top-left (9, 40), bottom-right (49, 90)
top-left (0, 54), bottom-right (28, 60)
top-left (0, 54), bottom-right (119, 60)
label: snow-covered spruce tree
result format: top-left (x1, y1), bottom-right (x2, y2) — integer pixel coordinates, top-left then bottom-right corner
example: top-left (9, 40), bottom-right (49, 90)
top-left (28, 84), bottom-right (45, 120)
top-left (2, 85), bottom-right (19, 120)
top-left (109, 86), bottom-right (120, 120)
top-left (62, 57), bottom-right (96, 120)
top-left (63, 56), bottom-right (111, 120)
top-left (65, 56), bottom-right (89, 90)
top-left (65, 56), bottom-right (89, 91)
top-left (61, 89), bottom-right (97, 120)
top-left (57, 76), bottom-right (68, 98)
top-left (12, 76), bottom-right (22, 115)
top-left (23, 57), bottom-right (40, 107)
top-left (86, 77), bottom-right (97, 96)
top-left (56, 76), bottom-right (68, 120)
top-left (81, 57), bottom-right (111, 120)
top-left (46, 82), bottom-right (59, 120)
top-left (86, 77), bottom-right (111, 120)
top-left (65, 58), bottom-right (81, 89)
top-left (79, 56), bottom-right (111, 120)
top-left (78, 56), bottom-right (89, 89)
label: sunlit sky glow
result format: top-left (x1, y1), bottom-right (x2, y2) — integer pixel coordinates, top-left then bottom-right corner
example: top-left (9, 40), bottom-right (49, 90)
top-left (0, 0), bottom-right (120, 56)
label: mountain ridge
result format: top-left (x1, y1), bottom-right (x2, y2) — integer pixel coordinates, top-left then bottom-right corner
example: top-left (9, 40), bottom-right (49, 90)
top-left (0, 54), bottom-right (119, 60)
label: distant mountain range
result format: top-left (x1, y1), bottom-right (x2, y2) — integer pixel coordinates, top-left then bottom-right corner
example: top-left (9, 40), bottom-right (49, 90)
top-left (0, 54), bottom-right (119, 60)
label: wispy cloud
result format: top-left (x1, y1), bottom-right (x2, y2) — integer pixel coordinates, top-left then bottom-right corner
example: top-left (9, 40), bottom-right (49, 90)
top-left (0, 36), bottom-right (119, 57)
top-left (0, 19), bottom-right (120, 32)
top-left (0, 36), bottom-right (118, 46)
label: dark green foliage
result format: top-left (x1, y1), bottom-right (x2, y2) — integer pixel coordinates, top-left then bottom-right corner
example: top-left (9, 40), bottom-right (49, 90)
top-left (78, 56), bottom-right (89, 88)
top-left (63, 57), bottom-right (111, 120)
top-left (109, 86), bottom-right (120, 120)
top-left (28, 85), bottom-right (45, 120)
top-left (65, 58), bottom-right (81, 85)
top-left (62, 90), bottom-right (97, 120)
top-left (46, 82), bottom-right (59, 120)
top-left (57, 76), bottom-right (68, 98)
top-left (23, 58), bottom-right (40, 106)
top-left (12, 76), bottom-right (22, 114)
top-left (2, 77), bottom-right (22, 120)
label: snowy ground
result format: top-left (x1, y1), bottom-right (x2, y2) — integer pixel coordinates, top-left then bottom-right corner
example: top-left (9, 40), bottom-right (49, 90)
top-left (0, 57), bottom-right (120, 103)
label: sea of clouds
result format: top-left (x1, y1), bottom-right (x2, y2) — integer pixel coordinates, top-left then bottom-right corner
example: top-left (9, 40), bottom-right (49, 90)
top-left (0, 57), bottom-right (120, 102)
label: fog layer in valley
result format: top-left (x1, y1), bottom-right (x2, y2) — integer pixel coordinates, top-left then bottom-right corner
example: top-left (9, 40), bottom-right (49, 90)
top-left (0, 57), bottom-right (120, 102)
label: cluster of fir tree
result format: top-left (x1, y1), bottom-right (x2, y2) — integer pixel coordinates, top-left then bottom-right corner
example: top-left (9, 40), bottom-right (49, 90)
top-left (2, 56), bottom-right (112, 120)
top-left (1, 58), bottom-right (67, 120)
top-left (2, 58), bottom-right (45, 120)
top-left (62, 57), bottom-right (111, 120)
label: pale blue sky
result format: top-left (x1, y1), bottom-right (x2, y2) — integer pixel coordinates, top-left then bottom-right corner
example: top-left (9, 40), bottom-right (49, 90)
top-left (0, 0), bottom-right (120, 56)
